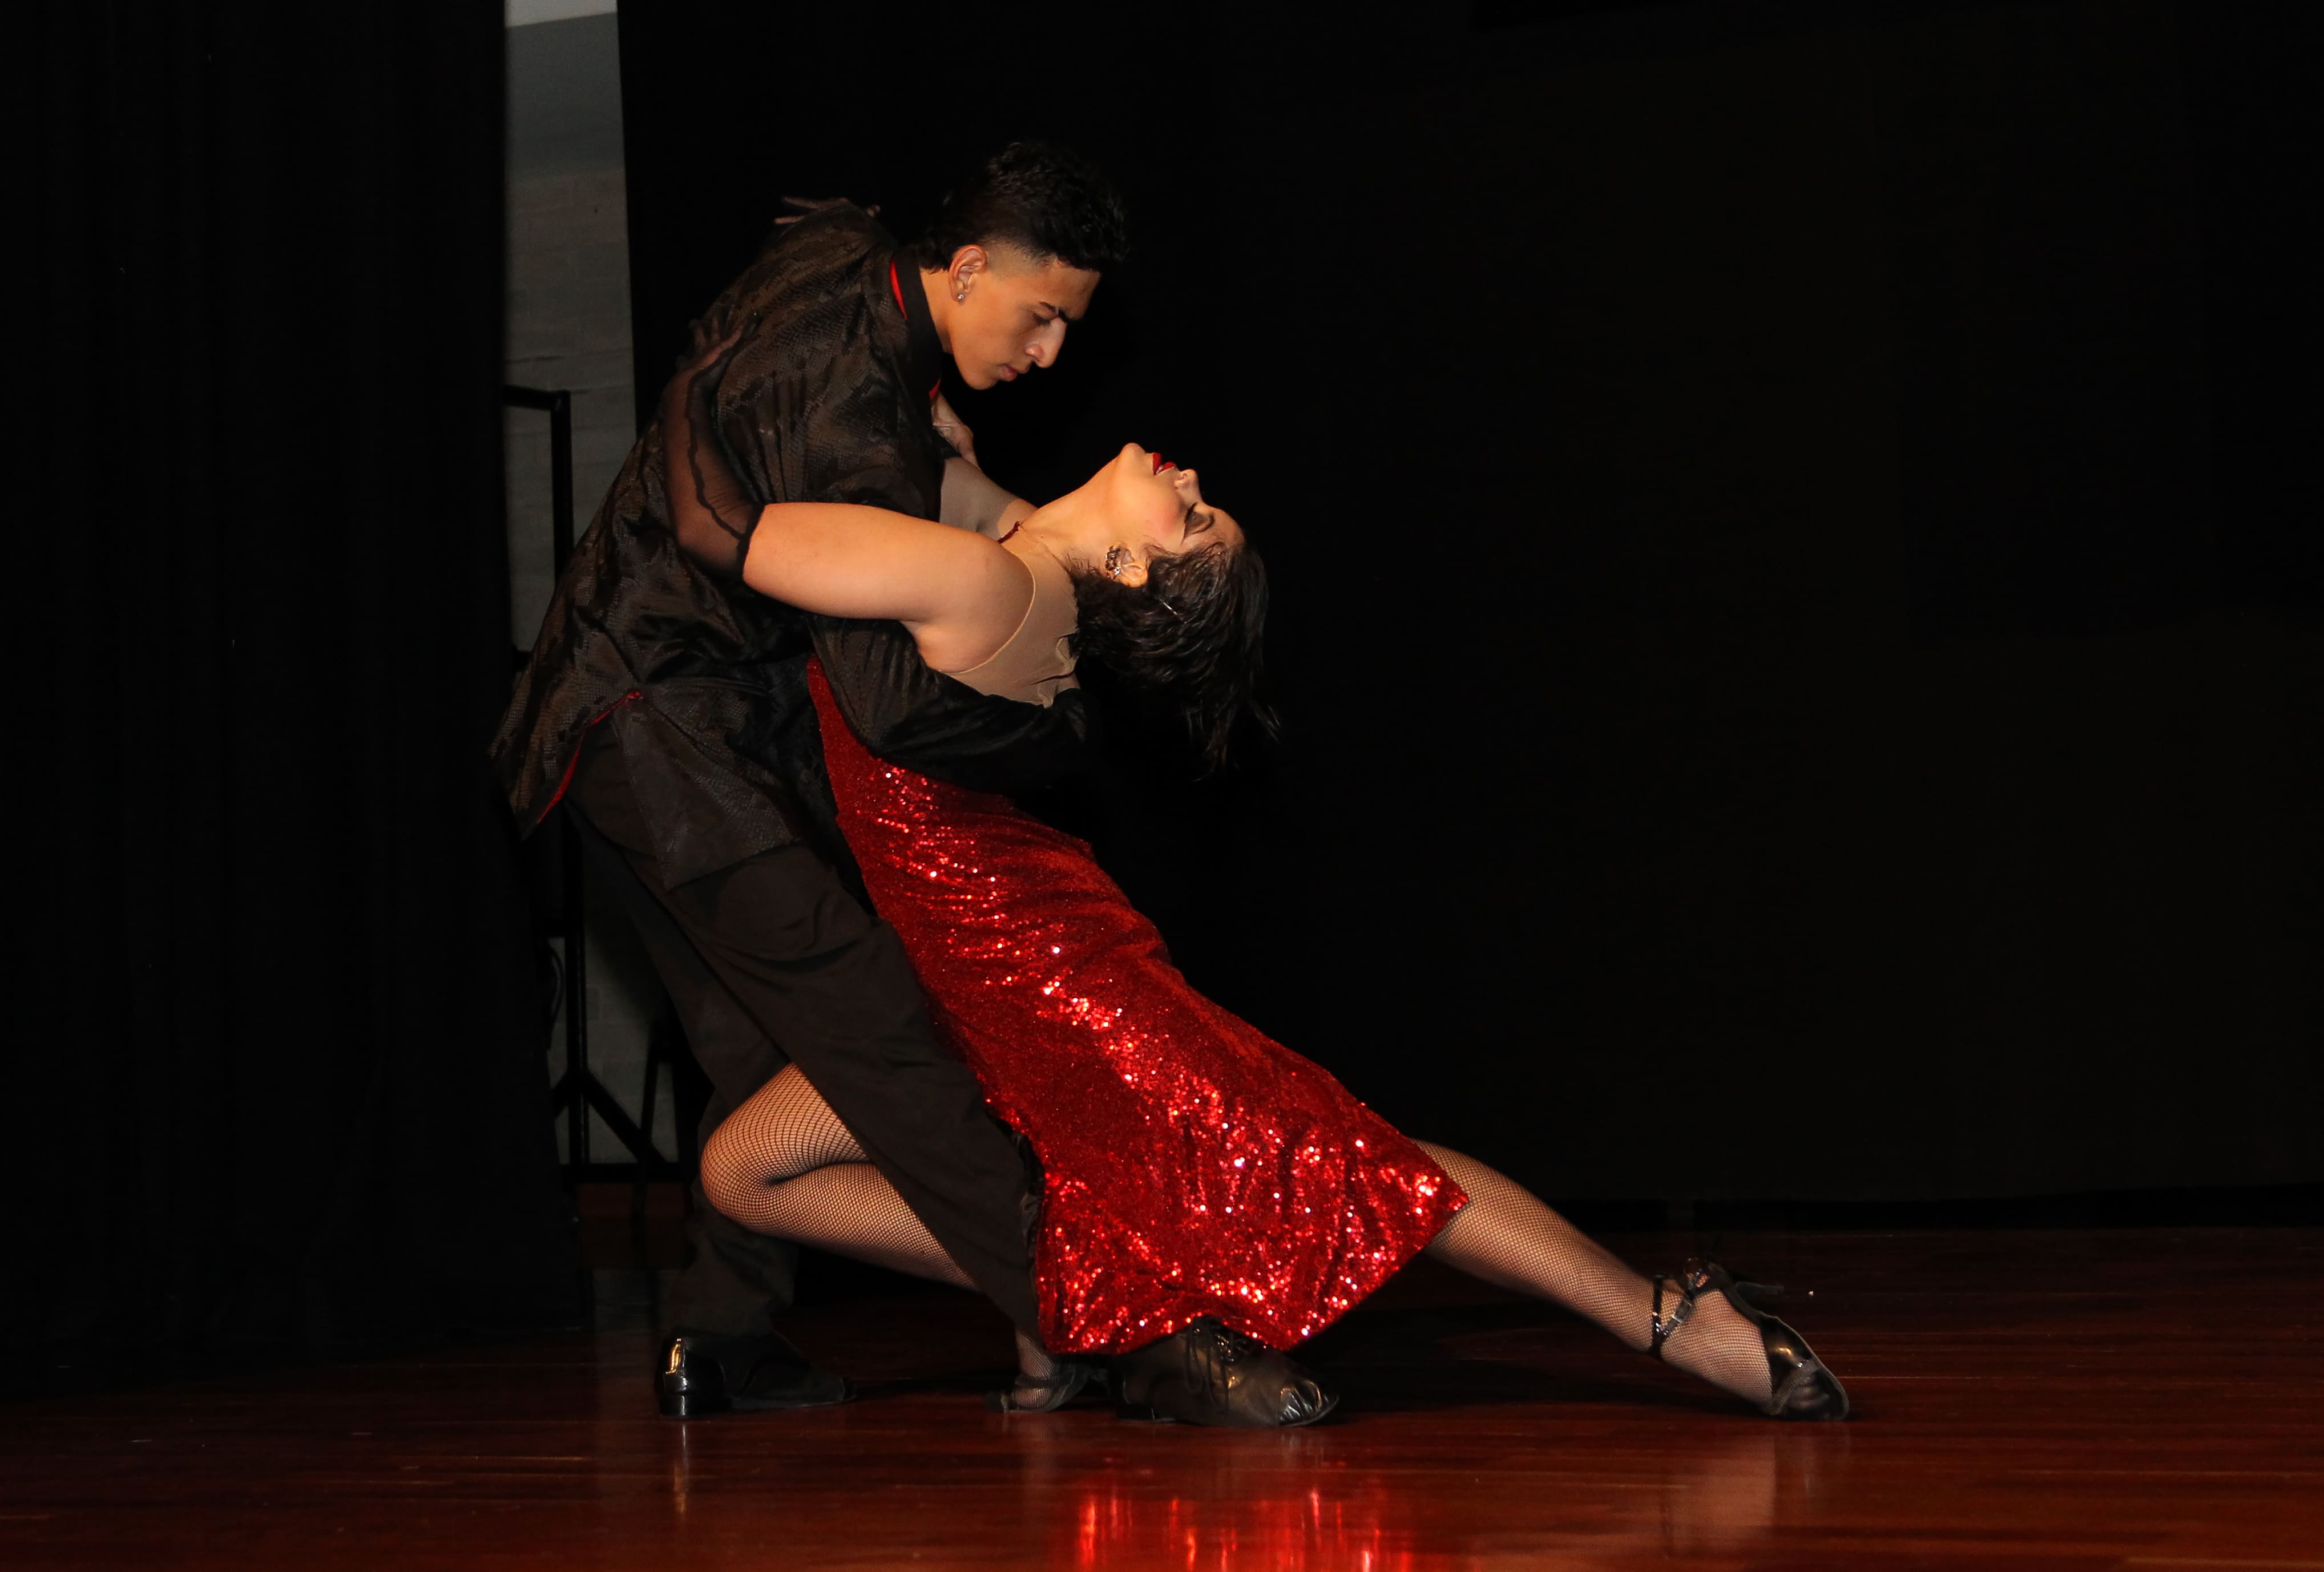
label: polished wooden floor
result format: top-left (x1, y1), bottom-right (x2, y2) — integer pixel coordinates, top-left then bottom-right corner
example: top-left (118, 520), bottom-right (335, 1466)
top-left (4, 1228), bottom-right (2319, 1570)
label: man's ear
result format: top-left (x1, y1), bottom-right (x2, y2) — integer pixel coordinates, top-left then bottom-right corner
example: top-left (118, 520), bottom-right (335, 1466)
top-left (949, 245), bottom-right (989, 300)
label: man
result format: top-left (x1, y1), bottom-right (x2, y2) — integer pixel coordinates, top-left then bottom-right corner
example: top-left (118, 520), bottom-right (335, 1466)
top-left (496, 143), bottom-right (1326, 1425)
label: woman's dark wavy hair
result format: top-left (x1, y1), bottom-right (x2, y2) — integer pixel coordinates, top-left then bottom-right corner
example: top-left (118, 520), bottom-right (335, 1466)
top-left (1067, 541), bottom-right (1276, 773)
top-left (910, 140), bottom-right (1129, 274)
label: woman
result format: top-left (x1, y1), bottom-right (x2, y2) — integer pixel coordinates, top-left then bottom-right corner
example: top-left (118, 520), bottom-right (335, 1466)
top-left (663, 346), bottom-right (1847, 1426)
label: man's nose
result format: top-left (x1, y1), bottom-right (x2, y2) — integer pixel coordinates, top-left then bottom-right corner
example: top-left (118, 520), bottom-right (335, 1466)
top-left (1025, 318), bottom-right (1068, 368)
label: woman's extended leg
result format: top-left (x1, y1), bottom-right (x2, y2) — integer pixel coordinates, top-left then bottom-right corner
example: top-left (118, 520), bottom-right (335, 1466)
top-left (700, 1080), bottom-right (1786, 1408)
top-left (1415, 1142), bottom-right (1778, 1409)
top-left (699, 1065), bottom-right (1060, 1383)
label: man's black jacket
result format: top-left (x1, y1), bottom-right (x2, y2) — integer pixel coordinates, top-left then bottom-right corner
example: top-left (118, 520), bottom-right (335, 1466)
top-left (493, 206), bottom-right (1090, 887)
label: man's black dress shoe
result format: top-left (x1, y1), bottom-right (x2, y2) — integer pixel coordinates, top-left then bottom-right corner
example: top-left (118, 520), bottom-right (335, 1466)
top-left (655, 1330), bottom-right (852, 1417)
top-left (1112, 1319), bottom-right (1337, 1428)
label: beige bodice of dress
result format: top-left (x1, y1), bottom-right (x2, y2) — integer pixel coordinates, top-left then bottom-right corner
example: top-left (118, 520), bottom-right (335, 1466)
top-left (943, 528), bottom-right (1081, 706)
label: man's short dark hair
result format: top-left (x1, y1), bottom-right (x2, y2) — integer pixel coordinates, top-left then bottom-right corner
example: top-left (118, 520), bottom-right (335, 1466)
top-left (911, 140), bottom-right (1129, 276)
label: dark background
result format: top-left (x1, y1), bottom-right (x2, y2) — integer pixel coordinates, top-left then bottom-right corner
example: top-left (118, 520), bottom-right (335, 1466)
top-left (23, 4), bottom-right (574, 1394)
top-left (620, 0), bottom-right (2319, 1206)
top-left (18, 0), bottom-right (2317, 1396)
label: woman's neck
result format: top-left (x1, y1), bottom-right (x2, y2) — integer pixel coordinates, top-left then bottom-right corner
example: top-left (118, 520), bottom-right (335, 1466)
top-left (1018, 488), bottom-right (1104, 568)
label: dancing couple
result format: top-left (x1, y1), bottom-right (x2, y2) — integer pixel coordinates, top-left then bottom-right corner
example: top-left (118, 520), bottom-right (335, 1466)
top-left (496, 143), bottom-right (1847, 1427)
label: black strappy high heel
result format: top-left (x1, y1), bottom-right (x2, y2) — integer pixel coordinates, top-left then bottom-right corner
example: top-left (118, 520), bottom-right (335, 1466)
top-left (985, 1358), bottom-right (1106, 1415)
top-left (1651, 1259), bottom-right (1851, 1421)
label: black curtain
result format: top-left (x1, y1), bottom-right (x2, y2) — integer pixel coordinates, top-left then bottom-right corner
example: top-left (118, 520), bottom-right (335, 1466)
top-left (18, 3), bottom-right (574, 1395)
top-left (619, 0), bottom-right (2320, 1205)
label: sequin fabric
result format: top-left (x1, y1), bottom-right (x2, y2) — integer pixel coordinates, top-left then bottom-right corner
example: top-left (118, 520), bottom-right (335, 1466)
top-left (809, 663), bottom-right (1466, 1353)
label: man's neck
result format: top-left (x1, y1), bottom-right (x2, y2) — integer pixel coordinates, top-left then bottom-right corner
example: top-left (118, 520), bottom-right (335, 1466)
top-left (918, 265), bottom-right (956, 354)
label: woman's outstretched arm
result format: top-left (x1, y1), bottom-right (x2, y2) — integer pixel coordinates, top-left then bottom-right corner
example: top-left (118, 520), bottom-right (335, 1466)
top-left (659, 353), bottom-right (1032, 672)
top-left (741, 498), bottom-right (1029, 669)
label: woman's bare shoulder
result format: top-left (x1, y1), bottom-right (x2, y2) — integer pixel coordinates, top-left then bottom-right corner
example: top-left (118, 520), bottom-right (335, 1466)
top-left (917, 537), bottom-right (1041, 675)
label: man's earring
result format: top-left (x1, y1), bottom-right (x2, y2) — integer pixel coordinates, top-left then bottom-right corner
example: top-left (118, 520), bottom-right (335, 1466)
top-left (954, 281), bottom-right (969, 302)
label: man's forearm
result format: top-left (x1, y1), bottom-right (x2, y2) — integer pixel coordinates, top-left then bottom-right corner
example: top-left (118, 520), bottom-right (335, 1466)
top-left (939, 456), bottom-right (1035, 539)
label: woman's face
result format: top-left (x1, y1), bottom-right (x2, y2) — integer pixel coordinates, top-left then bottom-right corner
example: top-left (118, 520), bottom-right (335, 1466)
top-left (1092, 443), bottom-right (1245, 569)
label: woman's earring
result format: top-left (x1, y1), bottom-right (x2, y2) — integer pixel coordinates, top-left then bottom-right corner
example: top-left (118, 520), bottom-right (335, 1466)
top-left (1104, 545), bottom-right (1129, 578)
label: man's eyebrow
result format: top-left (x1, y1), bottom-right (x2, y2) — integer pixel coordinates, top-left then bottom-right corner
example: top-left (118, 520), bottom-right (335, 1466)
top-left (1038, 301), bottom-right (1079, 324)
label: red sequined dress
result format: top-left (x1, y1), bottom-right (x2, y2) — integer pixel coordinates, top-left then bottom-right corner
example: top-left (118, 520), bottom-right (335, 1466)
top-left (808, 662), bottom-right (1466, 1355)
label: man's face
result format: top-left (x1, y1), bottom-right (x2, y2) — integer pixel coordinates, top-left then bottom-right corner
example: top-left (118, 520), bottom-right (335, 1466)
top-left (946, 245), bottom-right (1101, 390)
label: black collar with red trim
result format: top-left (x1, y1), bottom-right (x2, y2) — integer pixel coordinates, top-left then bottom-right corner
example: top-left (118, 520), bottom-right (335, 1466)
top-left (885, 254), bottom-right (945, 406)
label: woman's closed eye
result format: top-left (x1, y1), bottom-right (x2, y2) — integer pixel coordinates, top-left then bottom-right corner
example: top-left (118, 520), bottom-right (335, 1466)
top-left (1184, 506), bottom-right (1216, 539)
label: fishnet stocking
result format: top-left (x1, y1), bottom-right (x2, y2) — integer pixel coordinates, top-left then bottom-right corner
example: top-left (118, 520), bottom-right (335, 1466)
top-left (702, 1068), bottom-right (1061, 1384)
top-left (699, 1084), bottom-right (1773, 1404)
top-left (700, 1065), bottom-right (974, 1289)
top-left (1416, 1143), bottom-right (1773, 1408)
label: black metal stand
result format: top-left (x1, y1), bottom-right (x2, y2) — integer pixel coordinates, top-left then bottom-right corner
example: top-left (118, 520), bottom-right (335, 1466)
top-left (505, 383), bottom-right (677, 1179)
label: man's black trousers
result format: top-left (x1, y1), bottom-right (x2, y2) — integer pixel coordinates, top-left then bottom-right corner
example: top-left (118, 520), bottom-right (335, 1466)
top-left (563, 726), bottom-right (1039, 1337)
